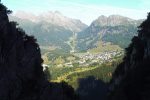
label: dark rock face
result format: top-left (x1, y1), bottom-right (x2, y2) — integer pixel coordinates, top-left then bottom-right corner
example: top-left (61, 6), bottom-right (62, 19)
top-left (109, 13), bottom-right (150, 100)
top-left (76, 76), bottom-right (108, 100)
top-left (0, 3), bottom-right (77, 100)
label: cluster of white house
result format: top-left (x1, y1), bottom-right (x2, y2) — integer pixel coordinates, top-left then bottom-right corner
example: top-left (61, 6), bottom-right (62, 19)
top-left (80, 51), bottom-right (122, 61)
top-left (43, 51), bottom-right (123, 68)
top-left (64, 51), bottom-right (123, 67)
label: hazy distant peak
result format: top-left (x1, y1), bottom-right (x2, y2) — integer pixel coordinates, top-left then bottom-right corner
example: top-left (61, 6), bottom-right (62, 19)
top-left (54, 11), bottom-right (62, 15)
top-left (11, 10), bottom-right (87, 32)
top-left (92, 15), bottom-right (136, 26)
top-left (13, 11), bottom-right (38, 22)
top-left (14, 11), bottom-right (36, 18)
top-left (108, 15), bottom-right (128, 18)
top-left (97, 15), bottom-right (107, 19)
top-left (42, 11), bottom-right (62, 16)
top-left (108, 15), bottom-right (133, 21)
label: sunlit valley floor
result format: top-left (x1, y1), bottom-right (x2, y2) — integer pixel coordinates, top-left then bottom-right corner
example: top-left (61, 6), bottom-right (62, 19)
top-left (41, 42), bottom-right (124, 100)
top-left (42, 42), bottom-right (124, 89)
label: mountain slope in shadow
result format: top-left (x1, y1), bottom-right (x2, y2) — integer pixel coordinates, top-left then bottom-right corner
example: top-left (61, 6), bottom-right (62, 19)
top-left (0, 3), bottom-right (77, 100)
top-left (108, 12), bottom-right (150, 100)
top-left (76, 76), bottom-right (108, 100)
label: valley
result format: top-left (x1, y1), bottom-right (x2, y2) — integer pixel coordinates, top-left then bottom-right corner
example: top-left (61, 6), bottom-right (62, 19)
top-left (42, 45), bottom-right (123, 89)
top-left (1, 1), bottom-right (150, 100)
top-left (9, 12), bottom-right (141, 89)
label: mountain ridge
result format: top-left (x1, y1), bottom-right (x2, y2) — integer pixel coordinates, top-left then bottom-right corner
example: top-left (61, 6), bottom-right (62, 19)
top-left (92, 15), bottom-right (142, 26)
top-left (9, 12), bottom-right (88, 52)
top-left (11, 11), bottom-right (88, 32)
top-left (77, 15), bottom-right (143, 51)
top-left (10, 12), bottom-right (144, 52)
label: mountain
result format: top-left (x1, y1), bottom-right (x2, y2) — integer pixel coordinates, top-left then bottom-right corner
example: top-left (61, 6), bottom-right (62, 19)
top-left (108, 13), bottom-right (150, 100)
top-left (12, 11), bottom-right (87, 32)
top-left (9, 13), bottom-right (143, 53)
top-left (77, 15), bottom-right (143, 51)
top-left (92, 15), bottom-right (139, 26)
top-left (9, 11), bottom-right (88, 52)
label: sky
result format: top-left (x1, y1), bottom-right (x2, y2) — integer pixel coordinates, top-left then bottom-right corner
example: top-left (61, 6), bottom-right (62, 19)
top-left (2, 0), bottom-right (150, 25)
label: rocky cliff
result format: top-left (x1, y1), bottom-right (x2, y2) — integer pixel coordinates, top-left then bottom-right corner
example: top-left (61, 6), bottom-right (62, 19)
top-left (77, 15), bottom-right (142, 51)
top-left (109, 13), bottom-right (150, 100)
top-left (0, 3), bottom-right (77, 100)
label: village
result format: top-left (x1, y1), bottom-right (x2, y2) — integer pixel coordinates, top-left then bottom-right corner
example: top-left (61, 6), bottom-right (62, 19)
top-left (63, 50), bottom-right (123, 67)
top-left (42, 50), bottom-right (123, 69)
